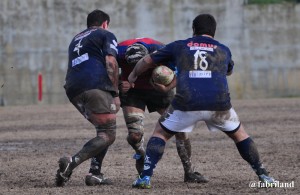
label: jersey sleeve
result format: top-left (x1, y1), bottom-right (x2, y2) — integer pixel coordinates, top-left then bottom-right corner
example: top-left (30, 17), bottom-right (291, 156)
top-left (224, 46), bottom-right (234, 74)
top-left (228, 59), bottom-right (234, 73)
top-left (146, 43), bottom-right (164, 53)
top-left (150, 43), bottom-right (174, 66)
top-left (103, 31), bottom-right (118, 58)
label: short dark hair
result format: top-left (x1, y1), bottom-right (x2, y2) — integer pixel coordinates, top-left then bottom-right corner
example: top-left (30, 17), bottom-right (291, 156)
top-left (192, 14), bottom-right (216, 37)
top-left (87, 10), bottom-right (110, 28)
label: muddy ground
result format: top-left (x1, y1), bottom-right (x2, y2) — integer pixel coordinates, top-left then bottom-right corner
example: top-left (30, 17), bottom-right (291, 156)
top-left (0, 98), bottom-right (299, 195)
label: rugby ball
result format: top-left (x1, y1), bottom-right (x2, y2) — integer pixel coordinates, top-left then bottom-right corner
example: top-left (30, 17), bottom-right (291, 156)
top-left (152, 65), bottom-right (175, 85)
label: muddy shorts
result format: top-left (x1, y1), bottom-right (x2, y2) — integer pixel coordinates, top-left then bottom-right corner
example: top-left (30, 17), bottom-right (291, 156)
top-left (120, 88), bottom-right (174, 113)
top-left (70, 89), bottom-right (117, 118)
top-left (159, 105), bottom-right (241, 133)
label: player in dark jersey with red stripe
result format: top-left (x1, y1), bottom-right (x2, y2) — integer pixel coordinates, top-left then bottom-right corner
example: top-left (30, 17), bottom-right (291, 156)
top-left (118, 38), bottom-right (164, 90)
top-left (56, 10), bottom-right (120, 187)
top-left (117, 38), bottom-right (208, 183)
top-left (129, 14), bottom-right (276, 189)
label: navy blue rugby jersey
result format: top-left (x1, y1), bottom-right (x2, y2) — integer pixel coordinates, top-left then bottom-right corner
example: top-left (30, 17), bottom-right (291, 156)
top-left (150, 36), bottom-right (233, 111)
top-left (64, 27), bottom-right (118, 100)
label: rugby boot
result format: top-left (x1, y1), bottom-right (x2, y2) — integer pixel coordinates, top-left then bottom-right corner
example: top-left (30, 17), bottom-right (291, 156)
top-left (55, 156), bottom-right (73, 187)
top-left (258, 174), bottom-right (276, 187)
top-left (256, 167), bottom-right (276, 187)
top-left (85, 173), bottom-right (113, 186)
top-left (132, 175), bottom-right (151, 189)
top-left (184, 171), bottom-right (209, 183)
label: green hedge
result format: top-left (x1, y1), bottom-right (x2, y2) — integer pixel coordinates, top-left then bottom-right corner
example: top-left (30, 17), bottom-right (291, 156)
top-left (247, 0), bottom-right (300, 4)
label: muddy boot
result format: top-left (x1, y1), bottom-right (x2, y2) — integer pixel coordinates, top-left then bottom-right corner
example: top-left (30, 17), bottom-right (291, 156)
top-left (184, 171), bottom-right (209, 183)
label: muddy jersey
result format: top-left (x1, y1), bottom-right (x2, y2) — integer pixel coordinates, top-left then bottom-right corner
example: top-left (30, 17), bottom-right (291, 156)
top-left (117, 38), bottom-right (166, 89)
top-left (150, 36), bottom-right (234, 111)
top-left (64, 27), bottom-right (118, 100)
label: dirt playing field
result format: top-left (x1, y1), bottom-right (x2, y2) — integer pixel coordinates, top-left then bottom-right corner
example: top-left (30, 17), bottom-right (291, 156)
top-left (0, 98), bottom-right (299, 195)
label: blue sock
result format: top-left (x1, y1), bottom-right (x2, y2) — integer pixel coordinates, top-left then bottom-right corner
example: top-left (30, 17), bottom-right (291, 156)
top-left (236, 137), bottom-right (267, 175)
top-left (141, 137), bottom-right (166, 177)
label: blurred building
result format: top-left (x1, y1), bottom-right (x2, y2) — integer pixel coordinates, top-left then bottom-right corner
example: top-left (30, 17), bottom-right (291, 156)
top-left (0, 0), bottom-right (299, 105)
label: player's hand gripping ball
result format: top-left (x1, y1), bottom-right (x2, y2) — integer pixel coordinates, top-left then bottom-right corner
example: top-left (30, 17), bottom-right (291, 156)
top-left (151, 65), bottom-right (175, 85)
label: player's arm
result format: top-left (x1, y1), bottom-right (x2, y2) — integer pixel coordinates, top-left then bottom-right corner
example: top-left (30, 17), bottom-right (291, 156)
top-left (128, 54), bottom-right (156, 84)
top-left (106, 55), bottom-right (120, 112)
top-left (227, 59), bottom-right (234, 76)
top-left (106, 55), bottom-right (119, 93)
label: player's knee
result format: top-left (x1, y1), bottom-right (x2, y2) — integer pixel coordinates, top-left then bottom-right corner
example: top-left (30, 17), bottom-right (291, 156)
top-left (127, 131), bottom-right (144, 145)
top-left (95, 120), bottom-right (117, 145)
top-left (124, 113), bottom-right (145, 147)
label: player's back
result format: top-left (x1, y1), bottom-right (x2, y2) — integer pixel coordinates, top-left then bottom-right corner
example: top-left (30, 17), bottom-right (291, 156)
top-left (151, 35), bottom-right (232, 111)
top-left (65, 28), bottom-right (118, 100)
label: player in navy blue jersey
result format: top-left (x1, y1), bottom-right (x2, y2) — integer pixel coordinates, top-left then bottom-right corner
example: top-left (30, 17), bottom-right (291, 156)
top-left (128, 14), bottom-right (276, 189)
top-left (117, 38), bottom-right (208, 183)
top-left (55, 9), bottom-right (120, 187)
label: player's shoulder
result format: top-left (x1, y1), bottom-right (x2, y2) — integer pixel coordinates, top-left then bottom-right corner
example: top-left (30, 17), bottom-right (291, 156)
top-left (90, 28), bottom-right (117, 40)
top-left (118, 38), bottom-right (137, 46)
top-left (73, 28), bottom-right (94, 41)
top-left (212, 39), bottom-right (231, 54)
top-left (162, 38), bottom-right (187, 50)
top-left (137, 37), bottom-right (164, 45)
top-left (218, 41), bottom-right (230, 51)
top-left (118, 37), bottom-right (163, 46)
top-left (165, 37), bottom-right (191, 46)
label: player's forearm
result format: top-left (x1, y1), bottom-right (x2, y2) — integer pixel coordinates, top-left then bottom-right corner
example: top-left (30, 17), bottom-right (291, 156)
top-left (133, 54), bottom-right (156, 77)
top-left (106, 55), bottom-right (119, 92)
